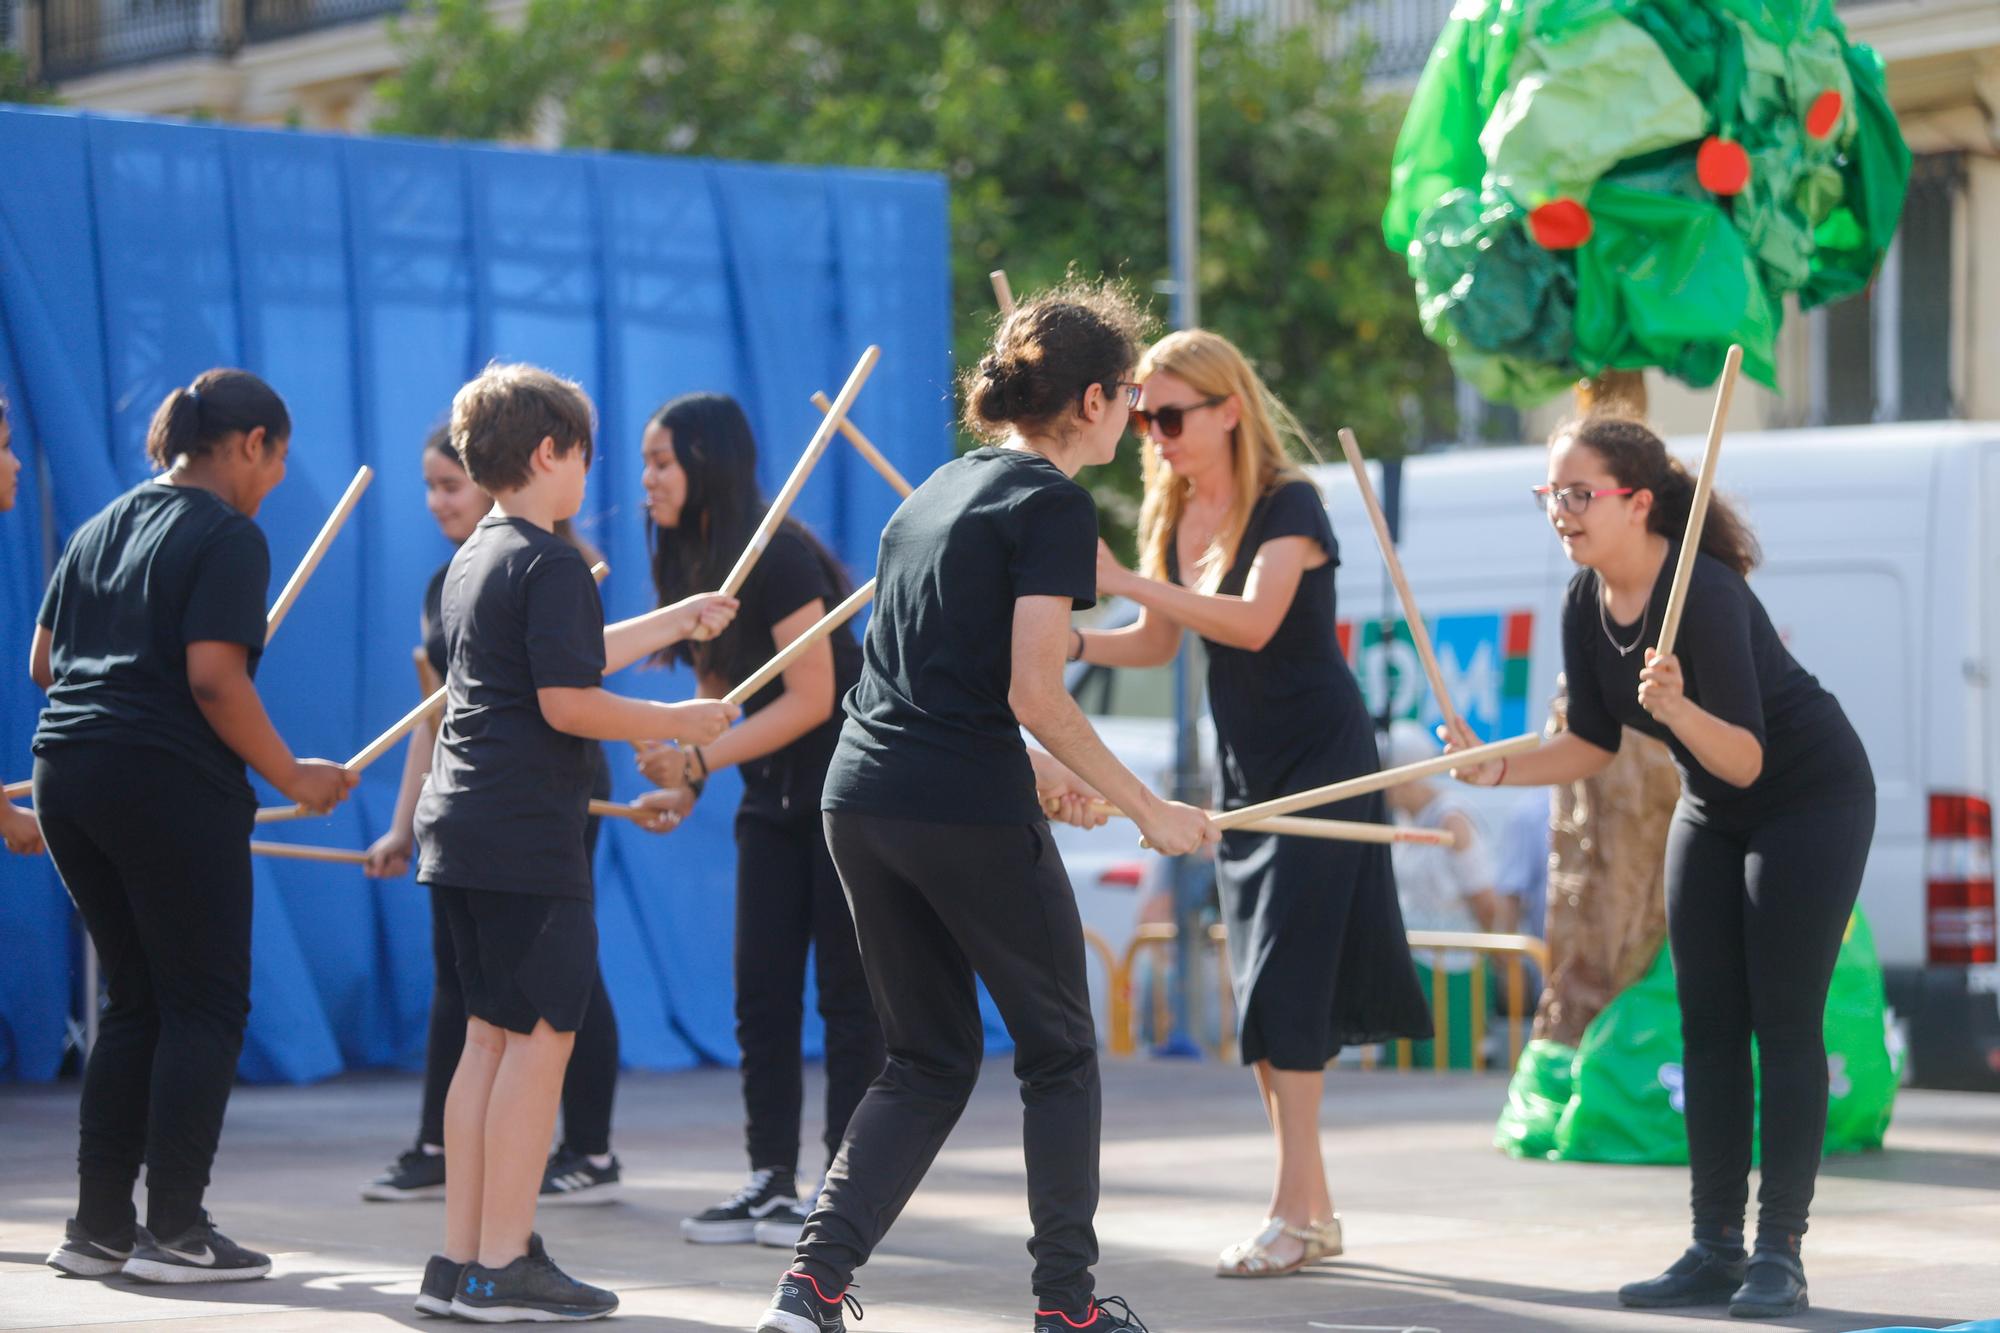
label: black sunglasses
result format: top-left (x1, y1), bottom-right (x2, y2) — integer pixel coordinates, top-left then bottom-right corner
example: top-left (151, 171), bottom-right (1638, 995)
top-left (1131, 394), bottom-right (1226, 440)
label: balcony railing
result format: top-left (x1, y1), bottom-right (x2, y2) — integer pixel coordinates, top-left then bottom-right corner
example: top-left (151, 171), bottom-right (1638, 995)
top-left (23, 0), bottom-right (405, 83)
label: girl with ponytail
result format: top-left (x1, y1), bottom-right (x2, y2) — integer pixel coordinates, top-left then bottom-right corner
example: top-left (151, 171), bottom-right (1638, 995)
top-left (32, 368), bottom-right (356, 1284)
top-left (1444, 415), bottom-right (1874, 1317)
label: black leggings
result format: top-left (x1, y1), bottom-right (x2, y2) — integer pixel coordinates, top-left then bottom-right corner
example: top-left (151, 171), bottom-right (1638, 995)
top-left (1664, 793), bottom-right (1874, 1254)
top-left (33, 744), bottom-right (255, 1241)
top-left (734, 808), bottom-right (883, 1178)
top-left (802, 811), bottom-right (1100, 1314)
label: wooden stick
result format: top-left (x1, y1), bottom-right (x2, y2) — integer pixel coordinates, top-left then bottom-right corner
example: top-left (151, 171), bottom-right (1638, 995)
top-left (251, 840), bottom-right (369, 866)
top-left (1213, 734), bottom-right (1538, 832)
top-left (3, 779), bottom-right (28, 801)
top-left (1337, 428), bottom-right (1465, 737)
top-left (810, 392), bottom-right (915, 498)
top-left (1052, 801), bottom-right (1454, 847)
top-left (714, 347), bottom-right (880, 602)
top-left (266, 465), bottom-right (373, 642)
top-left (725, 580), bottom-right (875, 707)
top-left (1254, 814), bottom-right (1458, 847)
top-left (1654, 343), bottom-right (1743, 659)
top-left (990, 270), bottom-right (1016, 317)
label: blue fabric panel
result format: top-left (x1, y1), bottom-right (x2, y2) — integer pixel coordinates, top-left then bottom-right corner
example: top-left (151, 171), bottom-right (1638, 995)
top-left (0, 107), bottom-right (953, 1083)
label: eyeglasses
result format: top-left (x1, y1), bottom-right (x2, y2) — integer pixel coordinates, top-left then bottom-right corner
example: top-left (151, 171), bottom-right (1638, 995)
top-left (1131, 394), bottom-right (1226, 440)
top-left (1533, 484), bottom-right (1633, 516)
top-left (1114, 381), bottom-right (1143, 409)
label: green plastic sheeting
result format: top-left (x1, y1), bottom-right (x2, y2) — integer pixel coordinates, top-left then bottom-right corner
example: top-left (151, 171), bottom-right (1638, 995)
top-left (1381, 0), bottom-right (1910, 406)
top-left (1408, 188), bottom-right (1579, 404)
top-left (1483, 16), bottom-right (1708, 204)
top-left (1496, 908), bottom-right (1898, 1164)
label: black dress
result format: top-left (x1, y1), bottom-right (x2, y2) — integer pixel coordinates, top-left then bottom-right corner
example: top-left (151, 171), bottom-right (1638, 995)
top-left (1170, 479), bottom-right (1431, 1069)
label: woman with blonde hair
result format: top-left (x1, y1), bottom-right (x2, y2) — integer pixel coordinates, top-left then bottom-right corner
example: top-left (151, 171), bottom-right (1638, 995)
top-left (1085, 329), bottom-right (1430, 1277)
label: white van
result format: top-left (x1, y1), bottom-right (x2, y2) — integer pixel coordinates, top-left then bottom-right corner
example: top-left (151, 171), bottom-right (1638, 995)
top-left (1063, 422), bottom-right (2000, 1090)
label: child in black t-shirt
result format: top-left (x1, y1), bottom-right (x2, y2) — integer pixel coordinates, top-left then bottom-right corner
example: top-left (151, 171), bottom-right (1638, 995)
top-left (34, 370), bottom-right (357, 1284)
top-left (412, 363), bottom-right (739, 1323)
top-left (1, 391), bottom-right (43, 856)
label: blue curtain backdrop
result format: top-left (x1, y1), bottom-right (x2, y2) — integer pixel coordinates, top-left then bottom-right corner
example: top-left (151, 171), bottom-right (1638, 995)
top-left (0, 107), bottom-right (963, 1083)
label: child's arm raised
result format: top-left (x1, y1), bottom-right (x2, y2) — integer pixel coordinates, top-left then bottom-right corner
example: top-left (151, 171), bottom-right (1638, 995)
top-left (187, 641), bottom-right (357, 812)
top-left (601, 594), bottom-right (738, 675)
top-left (538, 687), bottom-right (738, 745)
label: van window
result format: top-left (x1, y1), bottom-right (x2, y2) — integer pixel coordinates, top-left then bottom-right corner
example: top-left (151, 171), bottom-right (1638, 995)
top-left (1751, 566), bottom-right (1910, 786)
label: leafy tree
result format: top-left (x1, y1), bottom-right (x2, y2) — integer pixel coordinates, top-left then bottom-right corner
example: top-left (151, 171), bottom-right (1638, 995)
top-left (377, 0), bottom-right (1452, 545)
top-left (0, 49), bottom-right (56, 104)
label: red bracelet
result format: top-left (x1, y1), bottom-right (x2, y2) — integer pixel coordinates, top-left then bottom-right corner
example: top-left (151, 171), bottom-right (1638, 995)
top-left (1490, 757), bottom-right (1509, 787)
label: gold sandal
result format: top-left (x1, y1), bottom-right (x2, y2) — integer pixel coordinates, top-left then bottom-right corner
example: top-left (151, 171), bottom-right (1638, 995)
top-left (1304, 1214), bottom-right (1343, 1262)
top-left (1216, 1217), bottom-right (1316, 1278)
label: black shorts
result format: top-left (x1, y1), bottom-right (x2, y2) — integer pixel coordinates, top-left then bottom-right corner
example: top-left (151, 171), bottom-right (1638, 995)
top-left (433, 886), bottom-right (598, 1035)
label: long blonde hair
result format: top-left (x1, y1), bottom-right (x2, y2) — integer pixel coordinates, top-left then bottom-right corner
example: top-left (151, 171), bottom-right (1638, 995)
top-left (1136, 329), bottom-right (1315, 592)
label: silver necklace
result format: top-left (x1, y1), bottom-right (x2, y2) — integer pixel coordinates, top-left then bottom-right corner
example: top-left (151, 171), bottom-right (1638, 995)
top-left (1596, 572), bottom-right (1653, 658)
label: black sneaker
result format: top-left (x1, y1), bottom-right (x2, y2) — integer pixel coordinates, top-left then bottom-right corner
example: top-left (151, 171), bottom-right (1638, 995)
top-left (1617, 1243), bottom-right (1748, 1308)
top-left (684, 1168), bottom-right (801, 1244)
top-left (123, 1214), bottom-right (271, 1284)
top-left (1032, 1295), bottom-right (1150, 1332)
top-left (419, 1234), bottom-right (547, 1317)
top-left (752, 1200), bottom-right (811, 1249)
top-left (1730, 1250), bottom-right (1809, 1319)
top-left (45, 1218), bottom-right (134, 1278)
top-left (450, 1244), bottom-right (617, 1323)
top-left (540, 1149), bottom-right (622, 1206)
top-left (756, 1270), bottom-right (862, 1333)
top-left (416, 1254), bottom-right (464, 1317)
top-left (362, 1147), bottom-right (447, 1202)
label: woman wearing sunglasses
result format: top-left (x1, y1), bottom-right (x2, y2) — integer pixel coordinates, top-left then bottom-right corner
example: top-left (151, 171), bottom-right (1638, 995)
top-left (1443, 417), bottom-right (1873, 1319)
top-left (1084, 329), bottom-right (1430, 1279)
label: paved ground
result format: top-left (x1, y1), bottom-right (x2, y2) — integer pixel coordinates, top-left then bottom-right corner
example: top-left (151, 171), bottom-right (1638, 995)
top-left (0, 1061), bottom-right (1994, 1331)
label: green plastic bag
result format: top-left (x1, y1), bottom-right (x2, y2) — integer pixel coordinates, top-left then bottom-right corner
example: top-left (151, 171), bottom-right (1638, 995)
top-left (1571, 179), bottom-right (1782, 390)
top-left (1495, 908), bottom-right (1899, 1163)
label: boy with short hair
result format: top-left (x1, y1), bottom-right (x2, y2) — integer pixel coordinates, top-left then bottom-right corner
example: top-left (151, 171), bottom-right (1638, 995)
top-left (414, 363), bottom-right (739, 1322)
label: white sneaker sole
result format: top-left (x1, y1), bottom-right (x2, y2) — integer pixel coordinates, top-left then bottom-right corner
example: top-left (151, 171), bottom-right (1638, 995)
top-left (46, 1246), bottom-right (129, 1277)
top-left (415, 1293), bottom-right (456, 1316)
top-left (123, 1256), bottom-right (271, 1283)
top-left (752, 1219), bottom-right (805, 1249)
top-left (756, 1311), bottom-right (822, 1333)
top-left (680, 1218), bottom-right (759, 1244)
top-left (449, 1298), bottom-right (615, 1322)
top-left (362, 1182), bottom-right (446, 1202)
top-left (539, 1181), bottom-right (621, 1207)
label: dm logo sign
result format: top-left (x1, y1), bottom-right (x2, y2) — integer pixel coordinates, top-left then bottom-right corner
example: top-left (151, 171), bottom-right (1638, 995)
top-left (1336, 610), bottom-right (1534, 739)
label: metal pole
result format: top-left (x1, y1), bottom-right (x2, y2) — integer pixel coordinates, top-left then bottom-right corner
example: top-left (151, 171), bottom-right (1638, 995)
top-left (1160, 0), bottom-right (1206, 1057)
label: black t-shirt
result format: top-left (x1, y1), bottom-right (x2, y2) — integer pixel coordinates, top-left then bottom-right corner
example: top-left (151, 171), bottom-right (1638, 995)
top-left (1561, 543), bottom-right (1870, 819)
top-left (727, 525), bottom-right (861, 817)
top-left (422, 561), bottom-right (449, 682)
top-left (34, 482), bottom-right (270, 801)
top-left (823, 447), bottom-right (1097, 825)
top-left (415, 516), bottom-right (607, 899)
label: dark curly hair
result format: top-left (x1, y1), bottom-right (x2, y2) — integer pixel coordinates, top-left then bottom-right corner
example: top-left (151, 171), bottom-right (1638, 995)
top-left (1553, 416), bottom-right (1761, 576)
top-left (960, 276), bottom-right (1150, 439)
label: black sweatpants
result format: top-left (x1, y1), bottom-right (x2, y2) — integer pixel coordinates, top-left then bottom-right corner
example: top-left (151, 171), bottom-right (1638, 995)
top-left (735, 808), bottom-right (883, 1178)
top-left (800, 811), bottom-right (1100, 1314)
top-left (416, 804), bottom-right (619, 1156)
top-left (33, 744), bottom-right (255, 1240)
top-left (1664, 792), bottom-right (1874, 1254)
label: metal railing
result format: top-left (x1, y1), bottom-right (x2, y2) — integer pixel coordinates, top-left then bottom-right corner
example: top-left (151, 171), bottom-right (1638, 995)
top-left (246, 0), bottom-right (402, 43)
top-left (1094, 921), bottom-right (1550, 1071)
top-left (39, 0), bottom-right (229, 81)
top-left (24, 0), bottom-right (406, 82)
